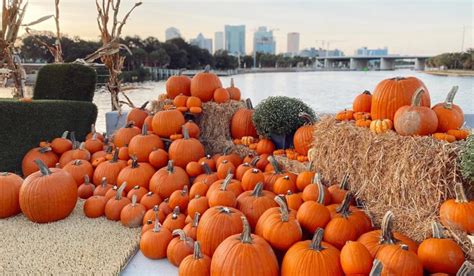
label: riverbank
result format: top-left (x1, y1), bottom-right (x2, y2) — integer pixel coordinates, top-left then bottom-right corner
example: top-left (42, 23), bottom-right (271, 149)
top-left (423, 70), bottom-right (474, 77)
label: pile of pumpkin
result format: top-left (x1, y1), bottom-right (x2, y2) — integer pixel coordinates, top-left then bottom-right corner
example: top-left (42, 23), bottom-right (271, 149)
top-left (336, 77), bottom-right (470, 142)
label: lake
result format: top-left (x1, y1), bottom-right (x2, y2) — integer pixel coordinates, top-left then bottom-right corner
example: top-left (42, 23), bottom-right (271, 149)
top-left (93, 70), bottom-right (474, 132)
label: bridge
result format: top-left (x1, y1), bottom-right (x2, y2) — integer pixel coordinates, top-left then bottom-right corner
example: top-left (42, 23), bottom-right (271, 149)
top-left (315, 55), bottom-right (431, 71)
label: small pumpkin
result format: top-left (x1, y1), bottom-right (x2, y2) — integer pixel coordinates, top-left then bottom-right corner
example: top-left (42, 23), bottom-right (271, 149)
top-left (22, 146), bottom-right (58, 177)
top-left (83, 195), bottom-right (107, 218)
top-left (163, 206), bottom-right (186, 232)
top-left (126, 101), bottom-right (149, 128)
top-left (336, 109), bottom-right (354, 121)
top-left (432, 86), bottom-right (464, 132)
top-left (439, 182), bottom-right (474, 233)
top-left (178, 241), bottom-right (211, 276)
top-left (327, 174), bottom-right (350, 204)
top-left (174, 94), bottom-right (189, 108)
top-left (447, 129), bottom-right (470, 140)
top-left (297, 179), bottom-right (331, 233)
top-left (216, 160), bottom-right (236, 180)
top-left (117, 156), bottom-right (156, 192)
top-left (340, 241), bottom-right (373, 276)
top-left (353, 90), bottom-right (372, 113)
top-left (169, 185), bottom-right (190, 211)
top-left (78, 175), bottom-right (95, 199)
top-left (152, 109), bottom-right (186, 138)
top-left (296, 162), bottom-right (315, 192)
top-left (149, 160), bottom-right (190, 199)
top-left (226, 78), bottom-right (241, 100)
top-left (140, 219), bottom-right (173, 259)
top-left (113, 122), bottom-right (141, 148)
top-left (353, 111), bottom-right (371, 121)
top-left (370, 119), bottom-right (393, 134)
top-left (301, 173), bottom-right (331, 205)
top-left (182, 120), bottom-right (200, 139)
top-left (93, 177), bottom-right (113, 196)
top-left (120, 194), bottom-right (146, 228)
top-left (355, 117), bottom-right (372, 128)
top-left (256, 139), bottom-right (275, 155)
top-left (186, 161), bottom-right (202, 177)
top-left (63, 159), bottom-right (94, 186)
top-left (213, 87), bottom-right (230, 103)
top-left (433, 132), bottom-right (456, 143)
top-left (187, 195), bottom-right (209, 220)
top-left (84, 133), bottom-right (104, 154)
top-left (236, 183), bottom-right (277, 229)
top-left (186, 96), bottom-right (202, 108)
top-left (376, 244), bottom-right (423, 276)
top-left (104, 183), bottom-right (131, 221)
top-left (127, 185), bottom-right (148, 203)
top-left (51, 131), bottom-right (72, 155)
top-left (167, 229), bottom-right (194, 267)
top-left (208, 174), bottom-right (237, 208)
top-left (183, 212), bottom-right (200, 240)
top-left (285, 190), bottom-right (303, 211)
top-left (140, 191), bottom-right (162, 210)
top-left (241, 168), bottom-right (265, 191)
top-left (294, 112), bottom-right (316, 156)
top-left (92, 149), bottom-right (127, 185)
top-left (0, 172), bottom-right (23, 218)
top-left (148, 148), bottom-right (169, 169)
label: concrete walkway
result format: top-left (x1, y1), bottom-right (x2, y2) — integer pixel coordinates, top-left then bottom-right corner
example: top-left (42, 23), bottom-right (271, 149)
top-left (121, 252), bottom-right (178, 275)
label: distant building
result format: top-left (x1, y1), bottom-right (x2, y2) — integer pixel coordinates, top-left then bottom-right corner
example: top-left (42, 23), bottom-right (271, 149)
top-left (287, 32), bottom-right (300, 56)
top-left (225, 25), bottom-right (245, 55)
top-left (165, 27), bottom-right (181, 41)
top-left (214, 32), bottom-right (224, 53)
top-left (355, 47), bottom-right (388, 56)
top-left (253, 27), bottom-right (276, 55)
top-left (190, 33), bottom-right (213, 53)
top-left (300, 47), bottom-right (344, 58)
top-left (299, 47), bottom-right (320, 58)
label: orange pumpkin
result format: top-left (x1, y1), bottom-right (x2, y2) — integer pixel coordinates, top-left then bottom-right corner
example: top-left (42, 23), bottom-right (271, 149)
top-left (152, 109), bottom-right (185, 138)
top-left (117, 157), bottom-right (155, 192)
top-left (190, 65), bottom-right (222, 102)
top-left (174, 94), bottom-right (188, 107)
top-left (128, 124), bottom-right (164, 162)
top-left (0, 172), bottom-right (23, 218)
top-left (230, 99), bottom-right (257, 139)
top-left (140, 219), bottom-right (173, 259)
top-left (353, 90), bottom-right (372, 113)
top-left (213, 87), bottom-right (230, 103)
top-left (126, 101), bottom-right (149, 128)
top-left (22, 146), bottom-right (58, 177)
top-left (297, 179), bottom-right (331, 233)
top-left (432, 133), bottom-right (456, 143)
top-left (336, 109), bottom-right (354, 121)
top-left (182, 120), bottom-right (200, 138)
top-left (340, 241), bottom-right (373, 276)
top-left (256, 139), bottom-right (275, 155)
top-left (50, 131), bottom-right (73, 155)
top-left (293, 112), bottom-right (316, 156)
top-left (432, 86), bottom-right (464, 132)
top-left (178, 241), bottom-right (211, 276)
top-left (166, 72), bottom-right (191, 98)
top-left (120, 195), bottom-right (147, 228)
top-left (186, 96), bottom-right (202, 108)
top-left (149, 160), bottom-right (190, 200)
top-left (226, 78), bottom-right (241, 100)
top-left (376, 244), bottom-right (423, 276)
top-left (168, 127), bottom-right (205, 168)
top-left (439, 183), bottom-right (474, 233)
top-left (113, 122), bottom-right (141, 148)
top-left (447, 129), bottom-right (469, 140)
top-left (167, 229), bottom-right (194, 267)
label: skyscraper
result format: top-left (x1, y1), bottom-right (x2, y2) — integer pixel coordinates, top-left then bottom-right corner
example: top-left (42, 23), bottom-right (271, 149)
top-left (287, 32), bottom-right (300, 56)
top-left (254, 27), bottom-right (276, 54)
top-left (224, 25), bottom-right (245, 55)
top-left (355, 47), bottom-right (388, 56)
top-left (165, 27), bottom-right (181, 41)
top-left (190, 33), bottom-right (213, 53)
top-left (214, 32), bottom-right (224, 53)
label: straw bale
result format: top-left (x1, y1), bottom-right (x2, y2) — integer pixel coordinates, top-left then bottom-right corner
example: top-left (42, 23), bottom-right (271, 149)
top-left (309, 116), bottom-right (472, 246)
top-left (149, 98), bottom-right (173, 113)
top-left (275, 156), bottom-right (309, 174)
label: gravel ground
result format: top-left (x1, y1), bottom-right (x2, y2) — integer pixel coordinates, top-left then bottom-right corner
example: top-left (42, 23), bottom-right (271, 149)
top-left (0, 200), bottom-right (141, 275)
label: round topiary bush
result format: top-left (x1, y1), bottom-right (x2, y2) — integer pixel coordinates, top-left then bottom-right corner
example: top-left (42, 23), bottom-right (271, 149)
top-left (252, 96), bottom-right (316, 137)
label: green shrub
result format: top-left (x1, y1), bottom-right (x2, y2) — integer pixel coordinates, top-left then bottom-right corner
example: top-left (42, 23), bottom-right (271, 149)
top-left (33, 63), bottom-right (97, 102)
top-left (460, 135), bottom-right (474, 183)
top-left (0, 99), bottom-right (97, 174)
top-left (253, 96), bottom-right (316, 137)
top-left (121, 67), bottom-right (151, 83)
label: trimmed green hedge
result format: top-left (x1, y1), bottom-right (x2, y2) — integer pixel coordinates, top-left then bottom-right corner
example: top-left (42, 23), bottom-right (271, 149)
top-left (0, 99), bottom-right (98, 174)
top-left (33, 64), bottom-right (97, 102)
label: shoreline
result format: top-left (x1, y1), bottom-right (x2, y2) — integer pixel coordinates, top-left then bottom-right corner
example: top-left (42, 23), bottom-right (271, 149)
top-left (423, 70), bottom-right (474, 77)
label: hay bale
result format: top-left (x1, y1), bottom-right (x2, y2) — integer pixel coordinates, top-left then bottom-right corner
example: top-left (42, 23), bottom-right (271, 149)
top-left (309, 116), bottom-right (472, 244)
top-left (275, 156), bottom-right (309, 174)
top-left (149, 99), bottom-right (173, 113)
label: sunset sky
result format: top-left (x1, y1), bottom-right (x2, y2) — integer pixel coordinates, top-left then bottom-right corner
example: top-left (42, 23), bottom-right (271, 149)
top-left (24, 0), bottom-right (473, 55)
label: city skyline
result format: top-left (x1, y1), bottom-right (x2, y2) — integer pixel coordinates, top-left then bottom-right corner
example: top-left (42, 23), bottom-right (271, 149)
top-left (24, 0), bottom-right (472, 55)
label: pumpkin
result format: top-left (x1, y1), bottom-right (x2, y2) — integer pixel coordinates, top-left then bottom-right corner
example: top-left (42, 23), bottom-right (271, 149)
top-left (143, 114), bottom-right (154, 132)
top-left (51, 131), bottom-right (72, 155)
top-left (20, 160), bottom-right (78, 223)
top-left (59, 142), bottom-right (91, 167)
top-left (104, 183), bottom-right (131, 221)
top-left (169, 186), bottom-right (190, 211)
top-left (148, 148), bottom-right (169, 169)
top-left (213, 87), bottom-right (230, 103)
top-left (186, 96), bottom-right (202, 109)
top-left (197, 206), bottom-right (244, 256)
top-left (301, 173), bottom-right (331, 204)
top-left (127, 185), bottom-right (148, 203)
top-left (439, 183), bottom-right (474, 233)
top-left (432, 86), bottom-right (464, 132)
top-left (105, 185), bottom-right (125, 201)
top-left (84, 133), bottom-right (104, 154)
top-left (235, 162), bottom-right (253, 181)
top-left (285, 191), bottom-right (303, 211)
top-left (226, 78), bottom-right (241, 100)
top-left (150, 162), bottom-right (189, 201)
top-left (358, 211), bottom-right (418, 257)
top-left (255, 195), bottom-right (303, 250)
top-left (183, 212), bottom-right (200, 240)
top-left (189, 106), bottom-right (202, 114)
top-left (216, 146), bottom-right (243, 168)
top-left (187, 195), bottom-right (209, 220)
top-left (167, 72), bottom-right (191, 98)
top-left (198, 155), bottom-right (216, 171)
top-left (447, 129), bottom-right (470, 140)
top-left (183, 120), bottom-right (200, 139)
top-left (167, 229), bottom-right (194, 267)
top-left (263, 156), bottom-right (288, 192)
top-left (163, 206), bottom-right (187, 232)
top-left (93, 177), bottom-right (113, 196)
top-left (92, 150), bottom-right (127, 185)
top-left (140, 220), bottom-right (173, 259)
top-left (113, 122), bottom-right (141, 147)
top-left (117, 157), bottom-right (155, 192)
top-left (78, 175), bottom-right (95, 199)
top-left (120, 195), bottom-right (146, 228)
top-left (152, 109), bottom-right (186, 138)
top-left (231, 98), bottom-right (257, 139)
top-left (143, 205), bottom-right (164, 225)
top-left (241, 168), bottom-right (265, 191)
top-left (211, 216), bottom-right (279, 276)
top-left (191, 65), bottom-right (222, 102)
top-left (63, 159), bottom-right (94, 186)
top-left (417, 222), bottom-right (464, 274)
top-left (22, 146), bottom-right (58, 176)
top-left (185, 161), bottom-right (202, 177)
top-left (83, 195), bottom-right (107, 218)
top-left (86, 124), bottom-right (105, 141)
top-left (0, 172), bottom-right (23, 218)
top-left (293, 112), bottom-right (316, 156)
top-left (273, 175), bottom-right (297, 194)
top-left (340, 241), bottom-right (373, 276)
top-left (433, 133), bottom-right (456, 143)
top-left (353, 111), bottom-right (371, 121)
top-left (394, 88), bottom-right (438, 136)
top-left (336, 109), bottom-right (354, 121)
top-left (236, 183), bottom-right (277, 229)
top-left (169, 126), bottom-right (205, 168)
top-left (296, 162), bottom-right (315, 192)
top-left (281, 228), bottom-right (343, 276)
top-left (376, 244), bottom-right (423, 276)
top-left (206, 174), bottom-right (243, 198)
top-left (174, 94), bottom-right (188, 107)
top-left (117, 146), bottom-right (129, 160)
top-left (128, 124), bottom-right (164, 162)
top-left (297, 179), bottom-right (331, 233)
top-left (327, 174), bottom-right (350, 204)
top-left (356, 117), bottom-right (372, 128)
top-left (352, 90), bottom-right (372, 112)
top-left (208, 174), bottom-right (237, 208)
top-left (216, 160), bottom-right (236, 180)
top-left (194, 163), bottom-right (219, 185)
top-left (256, 139), bottom-right (275, 155)
top-left (179, 241), bottom-right (211, 276)
top-left (371, 76), bottom-right (431, 121)
top-left (140, 191), bottom-right (162, 210)
top-left (370, 119), bottom-right (393, 134)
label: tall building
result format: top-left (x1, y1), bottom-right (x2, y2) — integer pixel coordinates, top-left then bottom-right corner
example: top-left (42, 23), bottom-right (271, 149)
top-left (190, 33), bottom-right (213, 53)
top-left (287, 32), bottom-right (300, 56)
top-left (355, 47), bottom-right (388, 56)
top-left (253, 26), bottom-right (276, 54)
top-left (165, 27), bottom-right (181, 41)
top-left (214, 32), bottom-right (224, 53)
top-left (224, 25), bottom-right (245, 55)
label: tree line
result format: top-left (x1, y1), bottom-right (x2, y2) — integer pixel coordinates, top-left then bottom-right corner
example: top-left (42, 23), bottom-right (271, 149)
top-left (427, 49), bottom-right (473, 70)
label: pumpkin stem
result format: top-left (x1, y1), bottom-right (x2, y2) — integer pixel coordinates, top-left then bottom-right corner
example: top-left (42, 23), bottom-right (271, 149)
top-left (230, 78), bottom-right (235, 88)
top-left (201, 162), bottom-right (212, 175)
top-left (193, 241), bottom-right (203, 259)
top-left (431, 221), bottom-right (445, 239)
top-left (443, 86), bottom-right (458, 109)
top-left (274, 195), bottom-right (290, 222)
top-left (115, 183), bottom-right (127, 200)
top-left (245, 98), bottom-right (254, 109)
top-left (217, 206), bottom-right (233, 214)
top-left (181, 185), bottom-right (189, 196)
top-left (400, 244), bottom-right (409, 251)
top-left (38, 146), bottom-right (53, 154)
top-left (299, 112), bottom-right (315, 125)
top-left (268, 156), bottom-right (282, 174)
top-left (454, 183), bottom-right (468, 203)
top-left (380, 211), bottom-right (397, 244)
top-left (167, 160), bottom-right (175, 174)
top-left (152, 220), bottom-right (162, 233)
top-left (130, 156), bottom-right (139, 168)
top-left (172, 229), bottom-right (188, 241)
top-left (316, 176), bottom-right (326, 205)
top-left (204, 64), bottom-right (210, 73)
top-left (223, 146), bottom-right (232, 156)
top-left (70, 131), bottom-right (77, 147)
top-left (34, 159), bottom-right (52, 176)
top-left (411, 87), bottom-right (425, 107)
top-left (100, 177), bottom-right (108, 188)
top-left (220, 174), bottom-right (234, 191)
top-left (309, 228), bottom-right (325, 251)
top-left (369, 259), bottom-right (383, 276)
top-left (60, 130), bottom-right (69, 139)
top-left (172, 206), bottom-right (181, 219)
top-left (250, 156), bottom-right (260, 167)
top-left (141, 123), bottom-right (148, 135)
top-left (239, 216), bottom-right (253, 244)
top-left (1, 172), bottom-right (8, 176)
top-left (111, 148), bottom-right (119, 163)
top-left (182, 125), bottom-right (190, 139)
top-left (139, 101), bottom-right (149, 110)
top-left (192, 212), bottom-right (200, 227)
top-left (457, 261), bottom-right (474, 276)
top-left (131, 194), bottom-right (137, 206)
top-left (251, 183), bottom-right (264, 197)
top-left (363, 90), bottom-right (371, 95)
top-left (307, 161), bottom-right (314, 171)
top-left (339, 173), bottom-right (350, 190)
top-left (335, 192), bottom-right (353, 217)
top-left (73, 159), bottom-right (82, 166)
top-left (84, 175), bottom-right (90, 184)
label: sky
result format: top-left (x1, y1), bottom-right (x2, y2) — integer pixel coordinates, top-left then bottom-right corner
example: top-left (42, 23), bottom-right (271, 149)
top-left (24, 0), bottom-right (473, 56)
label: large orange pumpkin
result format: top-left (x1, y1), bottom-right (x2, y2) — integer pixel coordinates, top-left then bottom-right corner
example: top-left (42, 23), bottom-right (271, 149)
top-left (152, 109), bottom-right (185, 138)
top-left (92, 149), bottom-right (127, 185)
top-left (376, 244), bottom-right (423, 276)
top-left (190, 65), bottom-right (222, 102)
top-left (293, 112), bottom-right (316, 156)
top-left (168, 127), bottom-right (205, 168)
top-left (113, 122), bottom-right (141, 148)
top-left (20, 160), bottom-right (78, 223)
top-left (22, 146), bottom-right (58, 177)
top-left (117, 157), bottom-right (156, 192)
top-left (128, 124), bottom-right (164, 162)
top-left (0, 172), bottom-right (23, 218)
top-left (353, 90), bottom-right (372, 113)
top-left (149, 160), bottom-right (190, 199)
top-left (439, 183), bottom-right (474, 233)
top-left (166, 72), bottom-right (191, 98)
top-left (371, 76), bottom-right (431, 121)
top-left (394, 88), bottom-right (438, 136)
top-left (230, 99), bottom-right (257, 139)
top-left (432, 86), bottom-right (464, 132)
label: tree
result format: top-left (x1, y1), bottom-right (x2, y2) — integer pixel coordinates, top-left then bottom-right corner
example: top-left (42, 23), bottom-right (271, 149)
top-left (149, 48), bottom-right (170, 67)
top-left (214, 50), bottom-right (238, 69)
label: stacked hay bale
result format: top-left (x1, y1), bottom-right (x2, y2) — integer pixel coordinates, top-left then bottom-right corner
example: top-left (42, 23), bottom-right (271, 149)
top-left (309, 116), bottom-right (471, 245)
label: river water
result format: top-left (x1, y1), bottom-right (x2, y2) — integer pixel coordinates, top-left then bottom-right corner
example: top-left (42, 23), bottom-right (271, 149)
top-left (93, 70), bottom-right (474, 132)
